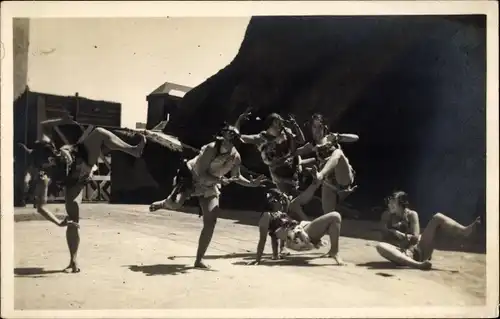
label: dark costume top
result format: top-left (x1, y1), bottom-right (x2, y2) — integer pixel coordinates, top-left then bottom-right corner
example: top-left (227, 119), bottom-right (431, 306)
top-left (266, 211), bottom-right (299, 238)
top-left (257, 130), bottom-right (300, 191)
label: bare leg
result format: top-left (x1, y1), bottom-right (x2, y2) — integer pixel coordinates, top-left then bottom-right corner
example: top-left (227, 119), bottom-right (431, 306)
top-left (149, 190), bottom-right (188, 212)
top-left (83, 127), bottom-right (146, 166)
top-left (376, 242), bottom-right (432, 270)
top-left (418, 213), bottom-right (481, 261)
top-left (321, 181), bottom-right (338, 214)
top-left (304, 212), bottom-right (345, 265)
top-left (63, 184), bottom-right (84, 273)
top-left (278, 239), bottom-right (289, 257)
top-left (317, 148), bottom-right (344, 180)
top-left (333, 150), bottom-right (354, 187)
top-left (194, 195), bottom-right (220, 269)
top-left (288, 177), bottom-right (322, 221)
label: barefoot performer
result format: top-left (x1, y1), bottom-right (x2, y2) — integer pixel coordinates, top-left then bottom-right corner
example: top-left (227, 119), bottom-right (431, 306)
top-left (149, 124), bottom-right (266, 269)
top-left (247, 187), bottom-right (345, 266)
top-left (375, 191), bottom-right (482, 270)
top-left (19, 115), bottom-right (146, 273)
top-left (289, 113), bottom-right (359, 220)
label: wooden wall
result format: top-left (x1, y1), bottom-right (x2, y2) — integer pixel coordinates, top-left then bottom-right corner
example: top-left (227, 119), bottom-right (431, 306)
top-left (13, 90), bottom-right (122, 206)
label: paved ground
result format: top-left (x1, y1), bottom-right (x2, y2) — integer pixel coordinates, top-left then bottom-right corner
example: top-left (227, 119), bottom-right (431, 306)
top-left (13, 204), bottom-right (486, 309)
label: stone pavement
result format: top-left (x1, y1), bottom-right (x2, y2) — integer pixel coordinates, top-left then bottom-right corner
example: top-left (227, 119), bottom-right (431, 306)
top-left (13, 204), bottom-right (486, 309)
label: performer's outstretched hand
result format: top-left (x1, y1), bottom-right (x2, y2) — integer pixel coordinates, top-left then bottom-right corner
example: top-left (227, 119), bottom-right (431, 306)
top-left (251, 174), bottom-right (268, 186)
top-left (239, 107), bottom-right (253, 121)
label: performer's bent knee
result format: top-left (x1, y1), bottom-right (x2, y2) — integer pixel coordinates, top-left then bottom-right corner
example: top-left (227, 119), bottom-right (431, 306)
top-left (432, 212), bottom-right (445, 220)
top-left (93, 127), bottom-right (107, 135)
top-left (324, 211), bottom-right (342, 223)
top-left (163, 197), bottom-right (183, 210)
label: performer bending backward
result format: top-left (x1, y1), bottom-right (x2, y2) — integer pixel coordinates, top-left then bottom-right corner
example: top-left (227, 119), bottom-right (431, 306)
top-left (234, 110), bottom-right (311, 220)
top-left (149, 124), bottom-right (266, 269)
top-left (376, 191), bottom-right (482, 270)
top-left (19, 115), bottom-right (146, 273)
top-left (247, 187), bottom-right (346, 266)
top-left (290, 113), bottom-right (359, 220)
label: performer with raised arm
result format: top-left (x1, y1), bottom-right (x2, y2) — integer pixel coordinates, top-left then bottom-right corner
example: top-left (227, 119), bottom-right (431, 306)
top-left (234, 110), bottom-right (309, 219)
top-left (375, 191), bottom-right (482, 270)
top-left (149, 124), bottom-right (266, 269)
top-left (288, 113), bottom-right (359, 220)
top-left (247, 187), bottom-right (345, 266)
top-left (19, 114), bottom-right (146, 273)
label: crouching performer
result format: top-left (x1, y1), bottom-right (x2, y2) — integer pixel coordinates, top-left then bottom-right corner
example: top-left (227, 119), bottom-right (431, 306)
top-left (247, 187), bottom-right (346, 266)
top-left (376, 191), bottom-right (482, 270)
top-left (19, 116), bottom-right (146, 273)
top-left (149, 125), bottom-right (266, 269)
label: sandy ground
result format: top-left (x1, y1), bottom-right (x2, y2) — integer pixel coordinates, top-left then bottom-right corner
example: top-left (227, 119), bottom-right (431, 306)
top-left (13, 204), bottom-right (486, 309)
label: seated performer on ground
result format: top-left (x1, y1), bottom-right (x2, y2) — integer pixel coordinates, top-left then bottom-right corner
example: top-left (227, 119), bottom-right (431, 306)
top-left (19, 115), bottom-right (146, 273)
top-left (289, 113), bottom-right (359, 221)
top-left (376, 191), bottom-right (482, 270)
top-left (247, 187), bottom-right (346, 266)
top-left (149, 124), bottom-right (266, 269)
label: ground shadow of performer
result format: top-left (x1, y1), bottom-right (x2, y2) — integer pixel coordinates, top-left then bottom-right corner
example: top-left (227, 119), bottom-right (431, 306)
top-left (19, 115), bottom-right (146, 273)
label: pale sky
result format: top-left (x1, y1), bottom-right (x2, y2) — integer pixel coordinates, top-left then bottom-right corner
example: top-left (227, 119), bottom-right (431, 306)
top-left (27, 17), bottom-right (250, 128)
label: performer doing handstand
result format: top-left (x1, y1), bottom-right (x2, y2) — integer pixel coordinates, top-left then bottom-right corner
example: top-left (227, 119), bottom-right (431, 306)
top-left (19, 115), bottom-right (146, 273)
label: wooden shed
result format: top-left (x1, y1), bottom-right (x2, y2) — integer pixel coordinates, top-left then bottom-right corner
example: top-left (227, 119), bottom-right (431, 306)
top-left (146, 82), bottom-right (192, 130)
top-left (13, 88), bottom-right (122, 206)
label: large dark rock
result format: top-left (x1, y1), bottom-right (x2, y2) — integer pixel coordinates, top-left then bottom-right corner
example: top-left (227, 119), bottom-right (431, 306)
top-left (160, 15), bottom-right (486, 225)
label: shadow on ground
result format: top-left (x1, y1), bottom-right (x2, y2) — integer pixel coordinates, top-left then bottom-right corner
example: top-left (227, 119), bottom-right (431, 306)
top-left (357, 261), bottom-right (460, 274)
top-left (126, 264), bottom-right (218, 276)
top-left (14, 267), bottom-right (65, 278)
top-left (232, 256), bottom-right (326, 267)
top-left (165, 252), bottom-right (327, 267)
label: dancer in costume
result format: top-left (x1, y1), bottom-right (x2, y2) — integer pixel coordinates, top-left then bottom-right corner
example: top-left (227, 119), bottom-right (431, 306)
top-left (19, 115), bottom-right (146, 273)
top-left (149, 124), bottom-right (266, 269)
top-left (234, 110), bottom-right (310, 219)
top-left (247, 187), bottom-right (345, 266)
top-left (376, 191), bottom-right (482, 270)
top-left (289, 113), bottom-right (359, 220)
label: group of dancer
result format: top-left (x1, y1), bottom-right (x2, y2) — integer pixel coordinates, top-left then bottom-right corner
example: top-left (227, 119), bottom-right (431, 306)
top-left (20, 110), bottom-right (481, 273)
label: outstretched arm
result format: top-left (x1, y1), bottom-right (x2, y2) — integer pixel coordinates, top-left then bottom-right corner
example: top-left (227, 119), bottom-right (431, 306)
top-left (35, 176), bottom-right (65, 227)
top-left (230, 156), bottom-right (263, 188)
top-left (327, 133), bottom-right (359, 144)
top-left (240, 133), bottom-right (265, 146)
top-left (286, 115), bottom-right (306, 144)
top-left (234, 107), bottom-right (252, 131)
top-left (294, 142), bottom-right (315, 157)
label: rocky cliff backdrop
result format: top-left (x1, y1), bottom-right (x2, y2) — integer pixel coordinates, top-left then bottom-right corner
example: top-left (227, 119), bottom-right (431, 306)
top-left (156, 15), bottom-right (486, 225)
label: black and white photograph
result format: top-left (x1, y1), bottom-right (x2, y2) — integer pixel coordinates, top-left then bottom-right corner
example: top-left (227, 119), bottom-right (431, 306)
top-left (1, 1), bottom-right (498, 318)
